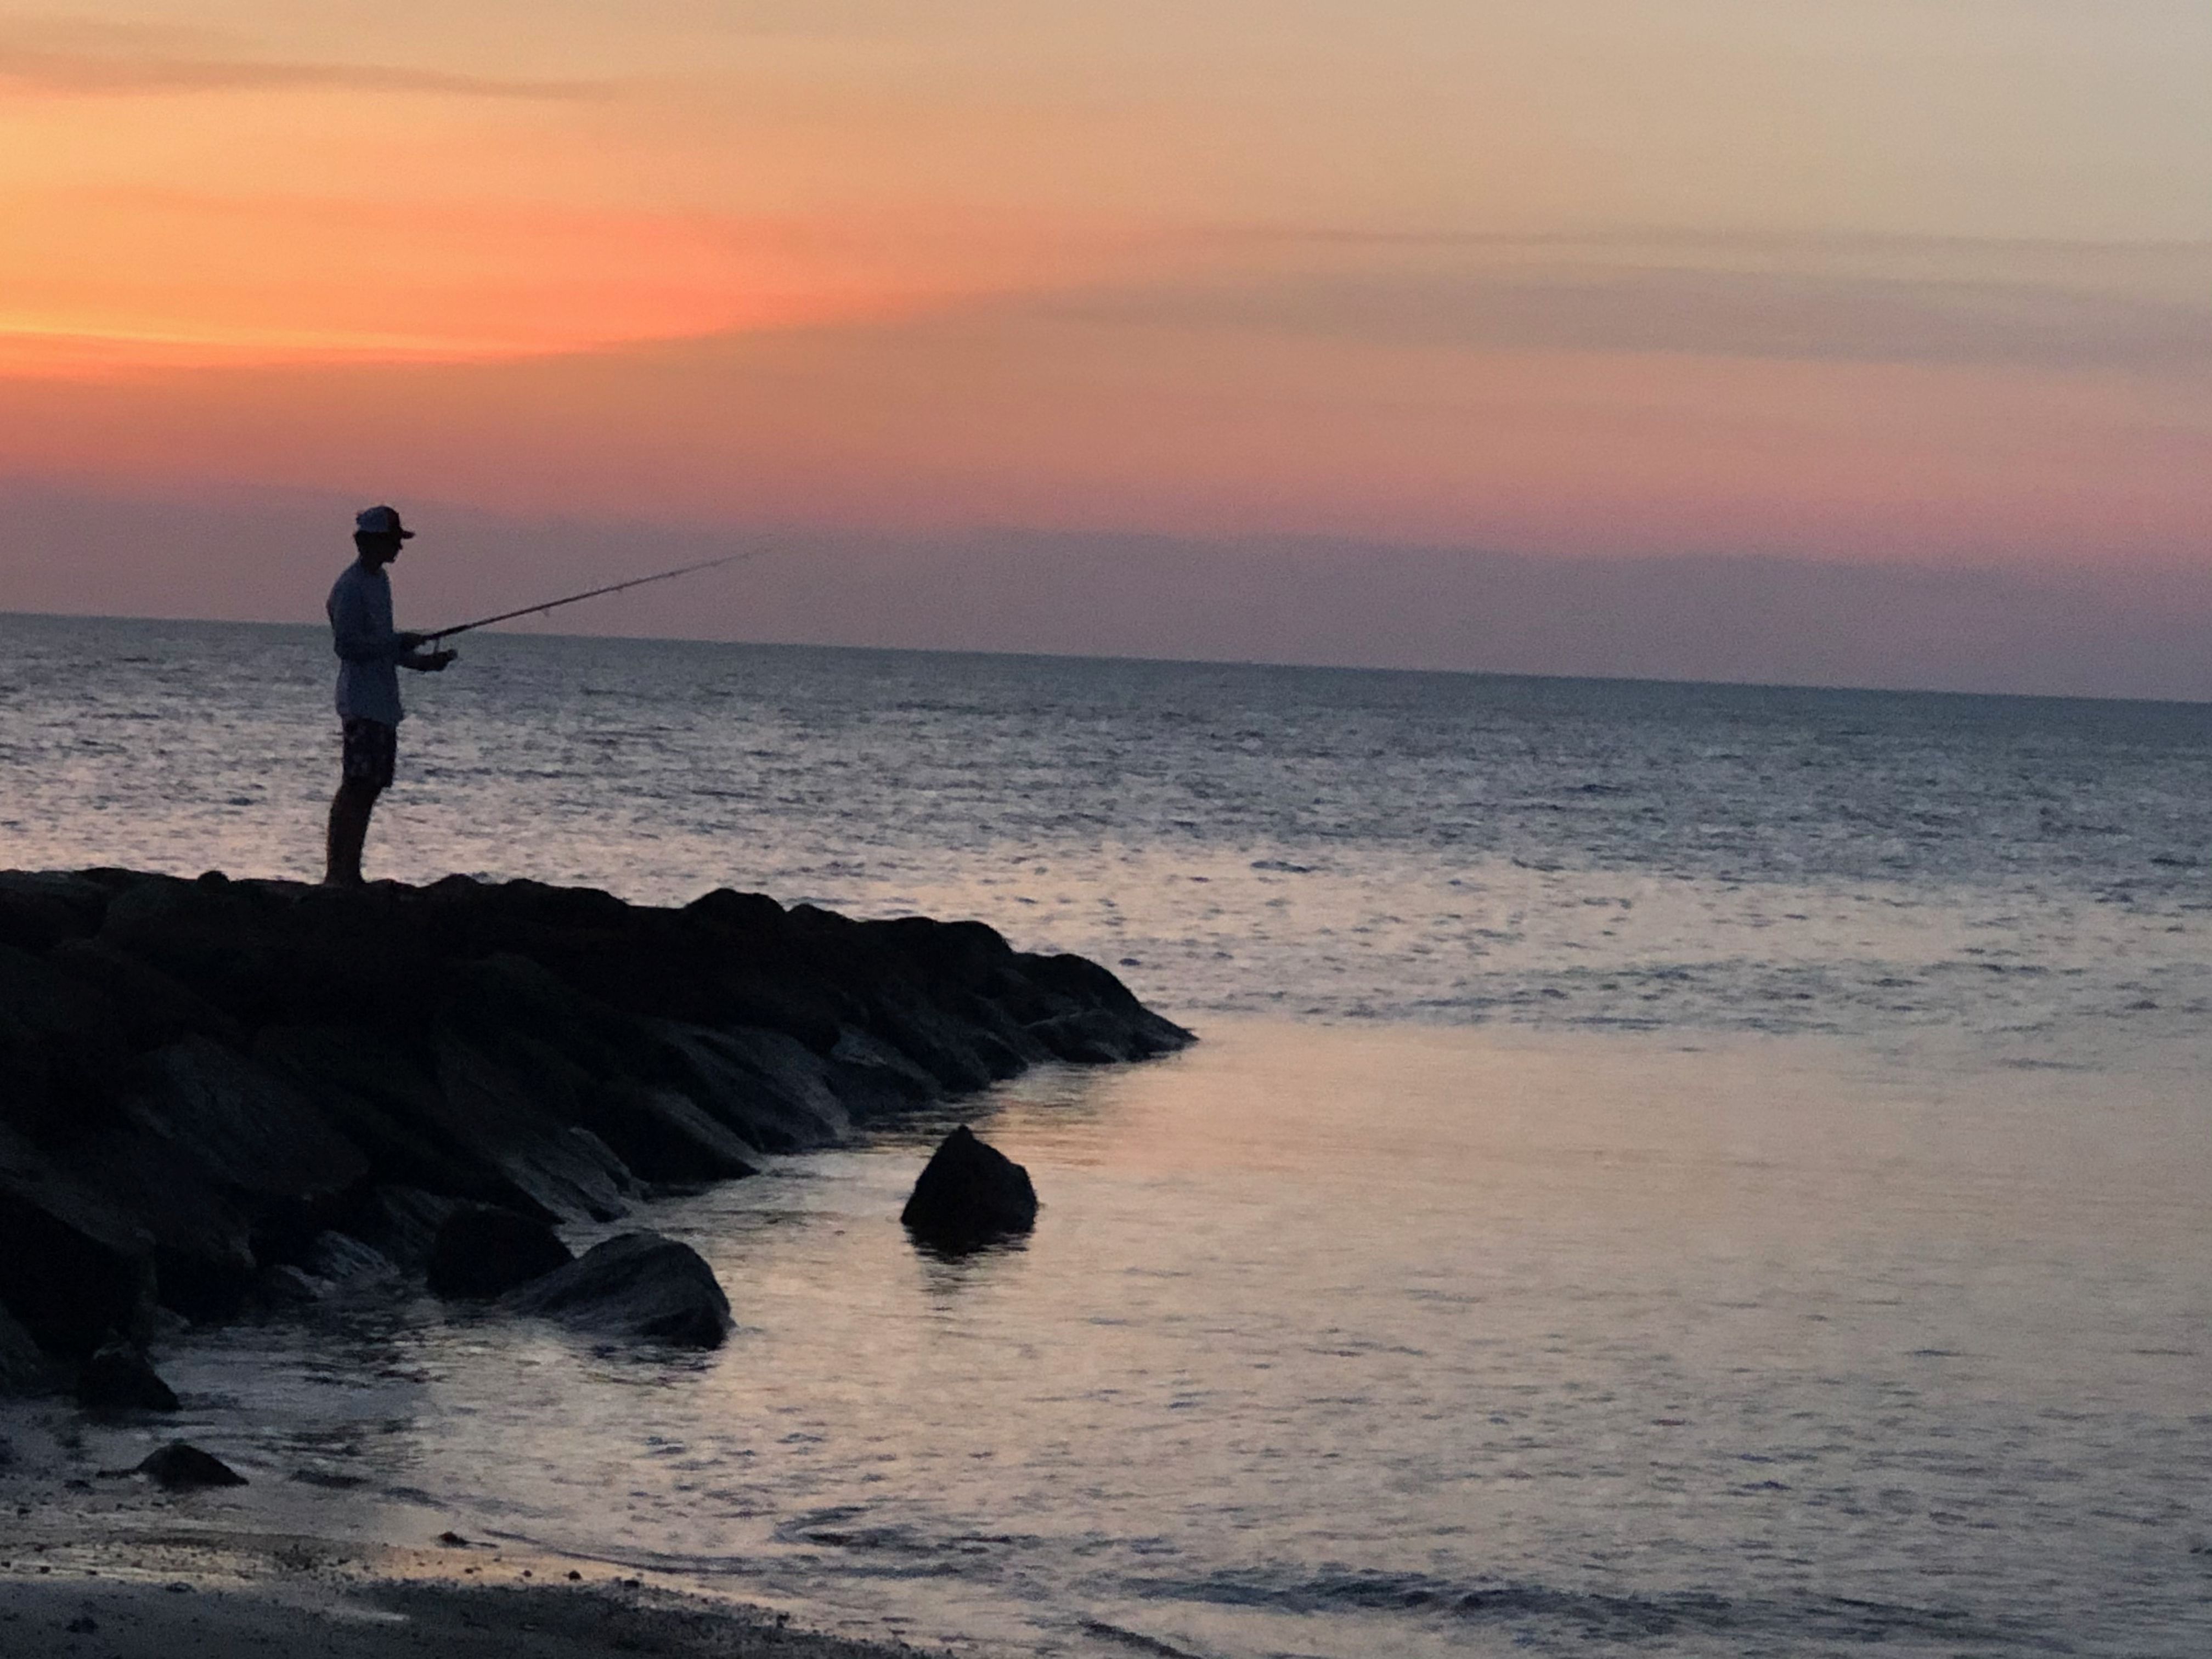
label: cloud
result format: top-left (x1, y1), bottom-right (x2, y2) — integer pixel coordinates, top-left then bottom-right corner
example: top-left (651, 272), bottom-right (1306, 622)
top-left (1033, 258), bottom-right (2212, 374)
top-left (0, 18), bottom-right (608, 100)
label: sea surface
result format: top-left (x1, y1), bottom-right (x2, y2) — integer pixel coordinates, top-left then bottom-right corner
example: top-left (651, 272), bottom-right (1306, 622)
top-left (3, 611), bottom-right (2209, 1656)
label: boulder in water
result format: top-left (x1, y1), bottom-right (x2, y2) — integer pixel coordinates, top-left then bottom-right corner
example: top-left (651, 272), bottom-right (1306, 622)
top-left (501, 1231), bottom-right (731, 1348)
top-left (900, 1126), bottom-right (1037, 1252)
top-left (425, 1205), bottom-right (573, 1300)
top-left (137, 1441), bottom-right (246, 1489)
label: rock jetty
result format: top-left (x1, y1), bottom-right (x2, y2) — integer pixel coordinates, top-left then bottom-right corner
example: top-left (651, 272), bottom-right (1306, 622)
top-left (0, 868), bottom-right (1192, 1382)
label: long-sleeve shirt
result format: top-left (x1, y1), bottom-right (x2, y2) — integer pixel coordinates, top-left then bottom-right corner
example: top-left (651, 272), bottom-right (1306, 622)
top-left (328, 561), bottom-right (410, 724)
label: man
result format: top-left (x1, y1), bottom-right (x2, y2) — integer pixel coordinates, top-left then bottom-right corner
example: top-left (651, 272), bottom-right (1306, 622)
top-left (325, 504), bottom-right (455, 886)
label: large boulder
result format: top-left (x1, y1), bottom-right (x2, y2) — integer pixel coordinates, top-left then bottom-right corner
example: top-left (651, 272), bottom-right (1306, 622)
top-left (580, 1079), bottom-right (761, 1184)
top-left (432, 1036), bottom-right (634, 1222)
top-left (54, 1128), bottom-right (257, 1322)
top-left (351, 1184), bottom-right (461, 1273)
top-left (0, 1302), bottom-right (55, 1396)
top-left (501, 1232), bottom-right (731, 1348)
top-left (426, 1205), bottom-right (573, 1301)
top-left (900, 1126), bottom-right (1038, 1252)
top-left (127, 1037), bottom-right (369, 1208)
top-left (47, 938), bottom-right (246, 1052)
top-left (137, 1441), bottom-right (246, 1489)
top-left (252, 1026), bottom-right (501, 1200)
top-left (647, 1024), bottom-right (850, 1152)
top-left (0, 1128), bottom-right (155, 1356)
top-left (76, 1340), bottom-right (178, 1412)
top-left (0, 944), bottom-right (136, 1141)
top-left (0, 871), bottom-right (108, 953)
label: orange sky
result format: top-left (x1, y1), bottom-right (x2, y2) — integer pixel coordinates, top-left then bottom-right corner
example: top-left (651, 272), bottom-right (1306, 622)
top-left (3, 2), bottom-right (2210, 636)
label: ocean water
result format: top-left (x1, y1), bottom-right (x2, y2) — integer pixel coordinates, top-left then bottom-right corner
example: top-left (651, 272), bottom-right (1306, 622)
top-left (3, 612), bottom-right (2210, 1655)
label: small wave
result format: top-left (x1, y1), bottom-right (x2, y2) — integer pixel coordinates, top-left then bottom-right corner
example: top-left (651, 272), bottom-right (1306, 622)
top-left (1122, 1565), bottom-right (2044, 1649)
top-left (1077, 1618), bottom-right (1209, 1658)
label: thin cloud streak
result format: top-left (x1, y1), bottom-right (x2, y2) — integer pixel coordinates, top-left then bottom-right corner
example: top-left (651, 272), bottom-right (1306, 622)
top-left (1029, 263), bottom-right (2212, 374)
top-left (0, 20), bottom-right (610, 100)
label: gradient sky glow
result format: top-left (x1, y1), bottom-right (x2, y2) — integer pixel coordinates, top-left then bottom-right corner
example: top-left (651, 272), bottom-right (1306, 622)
top-left (4, 2), bottom-right (2211, 687)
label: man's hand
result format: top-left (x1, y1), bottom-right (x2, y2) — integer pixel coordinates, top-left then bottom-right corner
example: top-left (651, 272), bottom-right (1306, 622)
top-left (419, 649), bottom-right (457, 672)
top-left (396, 631), bottom-right (426, 651)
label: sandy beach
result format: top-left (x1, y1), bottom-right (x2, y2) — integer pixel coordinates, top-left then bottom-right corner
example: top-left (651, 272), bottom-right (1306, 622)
top-left (0, 1470), bottom-right (951, 1659)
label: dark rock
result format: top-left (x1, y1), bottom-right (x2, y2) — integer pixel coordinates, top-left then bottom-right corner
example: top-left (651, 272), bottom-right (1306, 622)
top-left (303, 1230), bottom-right (397, 1286)
top-left (137, 1442), bottom-right (246, 1489)
top-left (863, 915), bottom-right (1018, 991)
top-left (0, 871), bottom-right (108, 953)
top-left (128, 1037), bottom-right (369, 1207)
top-left (351, 1184), bottom-right (461, 1273)
top-left (436, 953), bottom-right (649, 1084)
top-left (580, 1078), bottom-right (761, 1184)
top-left (501, 1231), bottom-right (732, 1348)
top-left (432, 1037), bottom-right (633, 1222)
top-left (827, 1025), bottom-right (942, 1110)
top-left (648, 1024), bottom-right (850, 1151)
top-left (865, 983), bottom-right (1000, 1092)
top-left (0, 1129), bottom-right (156, 1356)
top-left (53, 1128), bottom-right (256, 1322)
top-left (426, 1205), bottom-right (574, 1300)
top-left (102, 876), bottom-right (431, 1030)
top-left (254, 1265), bottom-right (329, 1306)
top-left (77, 1341), bottom-right (178, 1412)
top-left (0, 1301), bottom-right (55, 1396)
top-left (900, 1126), bottom-right (1038, 1252)
top-left (1019, 953), bottom-right (1194, 1055)
top-left (0, 944), bottom-right (136, 1140)
top-left (48, 938), bottom-right (247, 1051)
top-left (1027, 1009), bottom-right (1142, 1065)
top-left (252, 1026), bottom-right (498, 1200)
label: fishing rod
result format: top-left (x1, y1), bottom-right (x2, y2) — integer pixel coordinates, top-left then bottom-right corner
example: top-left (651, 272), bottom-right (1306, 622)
top-left (421, 548), bottom-right (771, 644)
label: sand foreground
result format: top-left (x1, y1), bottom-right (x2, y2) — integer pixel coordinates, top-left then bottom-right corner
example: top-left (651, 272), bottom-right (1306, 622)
top-left (0, 1536), bottom-right (953, 1658)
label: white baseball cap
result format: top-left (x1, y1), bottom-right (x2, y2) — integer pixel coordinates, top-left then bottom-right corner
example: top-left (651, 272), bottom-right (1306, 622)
top-left (354, 505), bottom-right (415, 538)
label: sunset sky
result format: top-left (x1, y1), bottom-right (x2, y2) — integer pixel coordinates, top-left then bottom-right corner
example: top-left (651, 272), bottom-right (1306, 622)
top-left (4, 2), bottom-right (2210, 690)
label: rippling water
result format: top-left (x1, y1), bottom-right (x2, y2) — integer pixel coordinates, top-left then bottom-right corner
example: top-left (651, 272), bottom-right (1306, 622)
top-left (5, 612), bottom-right (2210, 1655)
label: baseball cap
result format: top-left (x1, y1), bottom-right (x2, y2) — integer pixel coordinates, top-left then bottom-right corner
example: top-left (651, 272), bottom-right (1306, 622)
top-left (354, 505), bottom-right (415, 539)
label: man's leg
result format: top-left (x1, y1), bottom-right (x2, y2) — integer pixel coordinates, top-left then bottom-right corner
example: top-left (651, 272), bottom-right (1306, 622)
top-left (326, 719), bottom-right (396, 886)
top-left (325, 777), bottom-right (382, 887)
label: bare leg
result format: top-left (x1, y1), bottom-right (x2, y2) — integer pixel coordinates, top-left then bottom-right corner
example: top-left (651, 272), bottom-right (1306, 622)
top-left (325, 777), bottom-right (383, 887)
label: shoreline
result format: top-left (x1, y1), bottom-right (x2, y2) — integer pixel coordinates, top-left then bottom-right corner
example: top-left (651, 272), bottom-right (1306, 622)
top-left (0, 1545), bottom-right (957, 1659)
top-left (0, 1369), bottom-right (978, 1658)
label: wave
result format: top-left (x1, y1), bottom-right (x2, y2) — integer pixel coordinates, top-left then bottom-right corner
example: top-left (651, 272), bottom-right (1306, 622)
top-left (1119, 1565), bottom-right (2050, 1650)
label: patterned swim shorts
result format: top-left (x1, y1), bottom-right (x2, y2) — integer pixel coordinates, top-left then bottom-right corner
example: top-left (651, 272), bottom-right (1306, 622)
top-left (340, 718), bottom-right (398, 789)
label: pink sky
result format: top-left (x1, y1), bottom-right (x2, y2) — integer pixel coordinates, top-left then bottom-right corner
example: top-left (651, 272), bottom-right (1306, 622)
top-left (3, 3), bottom-right (2209, 688)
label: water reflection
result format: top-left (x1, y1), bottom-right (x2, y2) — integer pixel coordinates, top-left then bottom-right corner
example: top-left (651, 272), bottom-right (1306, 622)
top-left (25, 1020), bottom-right (2198, 1658)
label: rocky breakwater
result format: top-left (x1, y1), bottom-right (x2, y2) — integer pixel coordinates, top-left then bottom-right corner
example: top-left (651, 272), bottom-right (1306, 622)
top-left (0, 868), bottom-right (1192, 1386)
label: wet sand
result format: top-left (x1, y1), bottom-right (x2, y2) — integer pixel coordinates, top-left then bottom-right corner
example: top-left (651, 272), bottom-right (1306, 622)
top-left (0, 1443), bottom-right (958, 1659)
top-left (0, 1535), bottom-right (954, 1659)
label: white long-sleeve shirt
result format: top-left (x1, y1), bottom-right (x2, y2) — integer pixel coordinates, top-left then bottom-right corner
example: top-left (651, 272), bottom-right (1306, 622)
top-left (327, 561), bottom-right (409, 724)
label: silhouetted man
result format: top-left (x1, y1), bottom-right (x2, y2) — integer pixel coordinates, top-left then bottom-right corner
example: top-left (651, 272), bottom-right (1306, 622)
top-left (325, 505), bottom-right (454, 886)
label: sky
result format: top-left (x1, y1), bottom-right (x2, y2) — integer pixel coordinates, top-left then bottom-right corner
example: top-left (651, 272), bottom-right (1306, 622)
top-left (3, 2), bottom-right (2210, 692)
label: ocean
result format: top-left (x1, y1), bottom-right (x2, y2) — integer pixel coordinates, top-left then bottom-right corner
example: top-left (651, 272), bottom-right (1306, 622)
top-left (3, 611), bottom-right (2209, 1655)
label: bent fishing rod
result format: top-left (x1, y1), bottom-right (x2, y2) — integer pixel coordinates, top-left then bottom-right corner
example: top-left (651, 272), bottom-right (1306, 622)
top-left (420, 547), bottom-right (772, 645)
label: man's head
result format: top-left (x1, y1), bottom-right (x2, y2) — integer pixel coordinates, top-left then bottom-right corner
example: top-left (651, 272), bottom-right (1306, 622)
top-left (352, 504), bottom-right (415, 567)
